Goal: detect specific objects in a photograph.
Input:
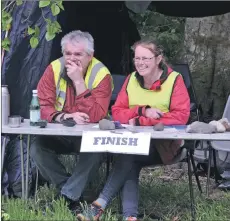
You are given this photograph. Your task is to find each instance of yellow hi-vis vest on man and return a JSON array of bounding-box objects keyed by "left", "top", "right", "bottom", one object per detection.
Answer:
[
  {"left": 51, "top": 57, "right": 111, "bottom": 111},
  {"left": 127, "top": 71, "right": 180, "bottom": 113}
]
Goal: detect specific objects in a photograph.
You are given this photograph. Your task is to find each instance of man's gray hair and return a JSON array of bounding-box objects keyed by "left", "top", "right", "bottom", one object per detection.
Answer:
[{"left": 61, "top": 30, "right": 94, "bottom": 55}]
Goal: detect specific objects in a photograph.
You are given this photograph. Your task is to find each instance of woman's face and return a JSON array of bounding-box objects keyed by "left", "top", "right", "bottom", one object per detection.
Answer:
[{"left": 134, "top": 45, "right": 161, "bottom": 77}]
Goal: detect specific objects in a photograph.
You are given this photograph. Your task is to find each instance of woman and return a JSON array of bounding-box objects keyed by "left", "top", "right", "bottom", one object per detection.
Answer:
[{"left": 77, "top": 39, "right": 190, "bottom": 221}]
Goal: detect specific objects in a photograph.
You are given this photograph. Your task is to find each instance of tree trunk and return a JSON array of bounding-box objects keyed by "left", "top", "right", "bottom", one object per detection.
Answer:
[{"left": 184, "top": 13, "right": 230, "bottom": 121}]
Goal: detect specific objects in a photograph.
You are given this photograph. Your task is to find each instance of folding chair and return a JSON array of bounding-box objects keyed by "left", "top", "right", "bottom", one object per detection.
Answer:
[
  {"left": 139, "top": 64, "right": 202, "bottom": 220},
  {"left": 206, "top": 95, "right": 230, "bottom": 196},
  {"left": 109, "top": 66, "right": 202, "bottom": 221},
  {"left": 171, "top": 64, "right": 203, "bottom": 221},
  {"left": 109, "top": 74, "right": 127, "bottom": 110},
  {"left": 172, "top": 63, "right": 200, "bottom": 121}
]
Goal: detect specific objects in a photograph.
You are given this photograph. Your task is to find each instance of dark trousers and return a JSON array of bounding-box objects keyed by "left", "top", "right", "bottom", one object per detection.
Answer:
[
  {"left": 30, "top": 135, "right": 104, "bottom": 201},
  {"left": 98, "top": 141, "right": 162, "bottom": 217}
]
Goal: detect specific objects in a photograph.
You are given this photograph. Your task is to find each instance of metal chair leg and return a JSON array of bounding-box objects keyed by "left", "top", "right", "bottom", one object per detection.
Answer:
[
  {"left": 190, "top": 149, "right": 202, "bottom": 193},
  {"left": 206, "top": 146, "right": 212, "bottom": 197},
  {"left": 187, "top": 150, "right": 196, "bottom": 221},
  {"left": 212, "top": 149, "right": 220, "bottom": 184},
  {"left": 34, "top": 167, "right": 39, "bottom": 203},
  {"left": 1, "top": 136, "right": 7, "bottom": 176}
]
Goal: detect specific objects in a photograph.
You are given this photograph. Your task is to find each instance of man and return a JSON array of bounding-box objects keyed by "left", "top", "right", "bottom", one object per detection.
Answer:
[{"left": 30, "top": 30, "right": 113, "bottom": 209}]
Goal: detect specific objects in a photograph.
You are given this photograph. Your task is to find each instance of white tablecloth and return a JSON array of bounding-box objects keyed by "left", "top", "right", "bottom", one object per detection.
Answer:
[{"left": 2, "top": 119, "right": 230, "bottom": 141}]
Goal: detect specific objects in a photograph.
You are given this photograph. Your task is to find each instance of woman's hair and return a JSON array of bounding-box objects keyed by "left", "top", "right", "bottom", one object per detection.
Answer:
[
  {"left": 61, "top": 30, "right": 94, "bottom": 55},
  {"left": 131, "top": 38, "right": 167, "bottom": 67}
]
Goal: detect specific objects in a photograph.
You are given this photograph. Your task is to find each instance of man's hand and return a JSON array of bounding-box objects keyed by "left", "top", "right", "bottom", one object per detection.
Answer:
[
  {"left": 145, "top": 108, "right": 163, "bottom": 119},
  {"left": 65, "top": 112, "right": 90, "bottom": 125},
  {"left": 66, "top": 60, "right": 84, "bottom": 82},
  {"left": 66, "top": 60, "right": 87, "bottom": 95}
]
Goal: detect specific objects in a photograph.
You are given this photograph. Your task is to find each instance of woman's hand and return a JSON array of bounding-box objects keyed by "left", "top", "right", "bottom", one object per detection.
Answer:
[
  {"left": 129, "top": 118, "right": 136, "bottom": 126},
  {"left": 145, "top": 108, "right": 163, "bottom": 119}
]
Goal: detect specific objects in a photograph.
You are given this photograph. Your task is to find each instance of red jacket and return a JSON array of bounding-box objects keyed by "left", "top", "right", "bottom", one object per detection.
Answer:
[
  {"left": 112, "top": 67, "right": 190, "bottom": 126},
  {"left": 37, "top": 64, "right": 112, "bottom": 123}
]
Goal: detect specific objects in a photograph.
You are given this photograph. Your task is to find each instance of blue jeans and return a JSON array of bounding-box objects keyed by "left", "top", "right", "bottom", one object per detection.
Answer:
[
  {"left": 99, "top": 144, "right": 162, "bottom": 217},
  {"left": 30, "top": 135, "right": 103, "bottom": 201}
]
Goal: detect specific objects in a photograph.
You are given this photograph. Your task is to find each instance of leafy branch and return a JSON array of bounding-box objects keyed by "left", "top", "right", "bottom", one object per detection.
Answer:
[
  {"left": 45, "top": 19, "right": 62, "bottom": 41},
  {"left": 38, "top": 0, "right": 64, "bottom": 43},
  {"left": 1, "top": 0, "right": 64, "bottom": 52},
  {"left": 2, "top": 37, "right": 11, "bottom": 52},
  {"left": 27, "top": 25, "right": 40, "bottom": 48},
  {"left": 130, "top": 10, "right": 185, "bottom": 62},
  {"left": 1, "top": 2, "right": 15, "bottom": 52}
]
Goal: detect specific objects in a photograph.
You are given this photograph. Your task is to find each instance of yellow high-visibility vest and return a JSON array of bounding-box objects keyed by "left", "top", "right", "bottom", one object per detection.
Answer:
[
  {"left": 127, "top": 71, "right": 180, "bottom": 113},
  {"left": 51, "top": 57, "right": 112, "bottom": 111}
]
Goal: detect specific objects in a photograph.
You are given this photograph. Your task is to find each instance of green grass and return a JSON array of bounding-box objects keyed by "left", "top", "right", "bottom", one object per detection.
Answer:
[{"left": 2, "top": 166, "right": 230, "bottom": 221}]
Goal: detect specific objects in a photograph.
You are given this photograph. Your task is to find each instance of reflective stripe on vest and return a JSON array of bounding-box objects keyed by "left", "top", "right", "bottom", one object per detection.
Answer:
[
  {"left": 87, "top": 62, "right": 105, "bottom": 89},
  {"left": 127, "top": 71, "right": 179, "bottom": 113},
  {"left": 55, "top": 57, "right": 65, "bottom": 99},
  {"left": 51, "top": 57, "right": 112, "bottom": 111}
]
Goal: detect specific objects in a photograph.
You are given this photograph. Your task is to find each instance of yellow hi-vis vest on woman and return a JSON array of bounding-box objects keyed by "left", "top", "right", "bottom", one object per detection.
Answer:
[
  {"left": 51, "top": 57, "right": 111, "bottom": 111},
  {"left": 127, "top": 71, "right": 180, "bottom": 113}
]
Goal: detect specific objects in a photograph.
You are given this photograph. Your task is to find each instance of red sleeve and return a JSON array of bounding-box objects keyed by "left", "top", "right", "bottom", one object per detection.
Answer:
[
  {"left": 111, "top": 75, "right": 148, "bottom": 124},
  {"left": 74, "top": 74, "right": 113, "bottom": 123},
  {"left": 37, "top": 65, "right": 60, "bottom": 122},
  {"left": 137, "top": 75, "right": 190, "bottom": 126}
]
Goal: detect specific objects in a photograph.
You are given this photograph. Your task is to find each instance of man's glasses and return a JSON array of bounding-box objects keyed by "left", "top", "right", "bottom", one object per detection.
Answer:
[{"left": 133, "top": 56, "right": 154, "bottom": 63}]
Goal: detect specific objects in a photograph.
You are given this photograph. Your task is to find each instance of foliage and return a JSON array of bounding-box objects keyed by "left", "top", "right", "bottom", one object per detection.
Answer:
[
  {"left": 1, "top": 0, "right": 64, "bottom": 51},
  {"left": 1, "top": 3, "right": 184, "bottom": 59},
  {"left": 2, "top": 166, "right": 230, "bottom": 221},
  {"left": 130, "top": 10, "right": 185, "bottom": 63},
  {"left": 1, "top": 37, "right": 11, "bottom": 52}
]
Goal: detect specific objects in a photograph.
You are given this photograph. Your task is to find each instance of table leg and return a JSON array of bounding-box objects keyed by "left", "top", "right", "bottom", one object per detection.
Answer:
[
  {"left": 187, "top": 150, "right": 196, "bottom": 221},
  {"left": 20, "top": 134, "right": 25, "bottom": 199},
  {"left": 1, "top": 136, "right": 7, "bottom": 175},
  {"left": 206, "top": 145, "right": 212, "bottom": 197},
  {"left": 25, "top": 134, "right": 31, "bottom": 200}
]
